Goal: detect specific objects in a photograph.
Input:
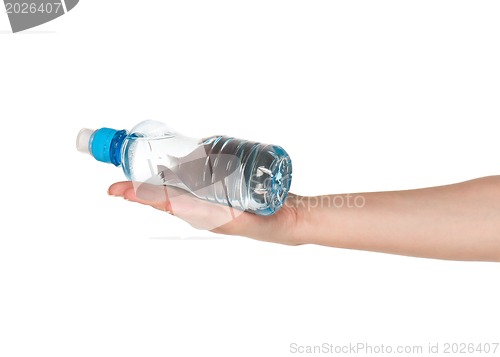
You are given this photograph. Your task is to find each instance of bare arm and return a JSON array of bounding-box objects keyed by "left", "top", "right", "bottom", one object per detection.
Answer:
[
  {"left": 108, "top": 176, "right": 500, "bottom": 262},
  {"left": 296, "top": 176, "right": 500, "bottom": 261}
]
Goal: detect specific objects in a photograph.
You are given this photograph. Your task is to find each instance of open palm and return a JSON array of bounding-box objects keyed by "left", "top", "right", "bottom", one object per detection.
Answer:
[{"left": 108, "top": 181, "right": 306, "bottom": 245}]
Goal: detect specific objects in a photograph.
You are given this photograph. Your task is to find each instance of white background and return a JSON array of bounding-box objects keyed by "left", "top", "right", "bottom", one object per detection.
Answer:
[{"left": 1, "top": 1, "right": 499, "bottom": 356}]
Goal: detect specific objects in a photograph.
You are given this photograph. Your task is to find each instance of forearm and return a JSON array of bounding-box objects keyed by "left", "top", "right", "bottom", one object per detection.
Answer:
[{"left": 299, "top": 176, "right": 500, "bottom": 261}]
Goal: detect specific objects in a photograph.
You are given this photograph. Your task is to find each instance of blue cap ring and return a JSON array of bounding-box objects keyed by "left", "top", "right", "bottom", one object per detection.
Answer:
[{"left": 91, "top": 128, "right": 119, "bottom": 164}]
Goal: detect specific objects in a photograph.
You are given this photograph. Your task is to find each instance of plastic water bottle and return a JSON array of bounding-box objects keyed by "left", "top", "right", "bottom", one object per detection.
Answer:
[{"left": 76, "top": 120, "right": 292, "bottom": 215}]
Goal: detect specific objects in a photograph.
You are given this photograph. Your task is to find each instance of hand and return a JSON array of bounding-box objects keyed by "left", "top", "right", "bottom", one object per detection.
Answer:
[
  {"left": 108, "top": 181, "right": 306, "bottom": 245},
  {"left": 108, "top": 176, "right": 500, "bottom": 261}
]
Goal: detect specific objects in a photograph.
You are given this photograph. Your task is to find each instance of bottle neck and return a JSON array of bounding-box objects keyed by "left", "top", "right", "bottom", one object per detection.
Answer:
[{"left": 90, "top": 128, "right": 128, "bottom": 166}]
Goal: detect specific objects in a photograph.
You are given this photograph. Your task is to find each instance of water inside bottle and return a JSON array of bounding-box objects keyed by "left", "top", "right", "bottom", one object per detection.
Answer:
[{"left": 122, "top": 134, "right": 291, "bottom": 215}]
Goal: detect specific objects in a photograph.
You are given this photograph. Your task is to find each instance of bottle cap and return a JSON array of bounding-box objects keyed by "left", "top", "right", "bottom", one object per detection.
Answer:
[
  {"left": 76, "top": 128, "right": 95, "bottom": 155},
  {"left": 90, "top": 128, "right": 120, "bottom": 163}
]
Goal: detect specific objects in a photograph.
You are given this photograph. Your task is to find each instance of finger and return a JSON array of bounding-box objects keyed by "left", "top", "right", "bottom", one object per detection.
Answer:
[
  {"left": 107, "top": 181, "right": 278, "bottom": 235},
  {"left": 123, "top": 183, "right": 173, "bottom": 212},
  {"left": 108, "top": 181, "right": 134, "bottom": 197}
]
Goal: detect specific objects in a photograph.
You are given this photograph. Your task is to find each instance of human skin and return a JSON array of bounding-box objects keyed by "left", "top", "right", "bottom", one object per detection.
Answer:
[{"left": 108, "top": 176, "right": 500, "bottom": 262}]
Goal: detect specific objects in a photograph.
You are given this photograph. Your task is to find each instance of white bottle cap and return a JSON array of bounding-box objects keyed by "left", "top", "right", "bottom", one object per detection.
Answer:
[{"left": 76, "top": 128, "right": 95, "bottom": 155}]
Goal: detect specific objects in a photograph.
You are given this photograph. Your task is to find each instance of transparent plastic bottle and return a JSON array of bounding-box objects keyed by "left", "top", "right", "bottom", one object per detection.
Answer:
[{"left": 76, "top": 120, "right": 292, "bottom": 215}]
